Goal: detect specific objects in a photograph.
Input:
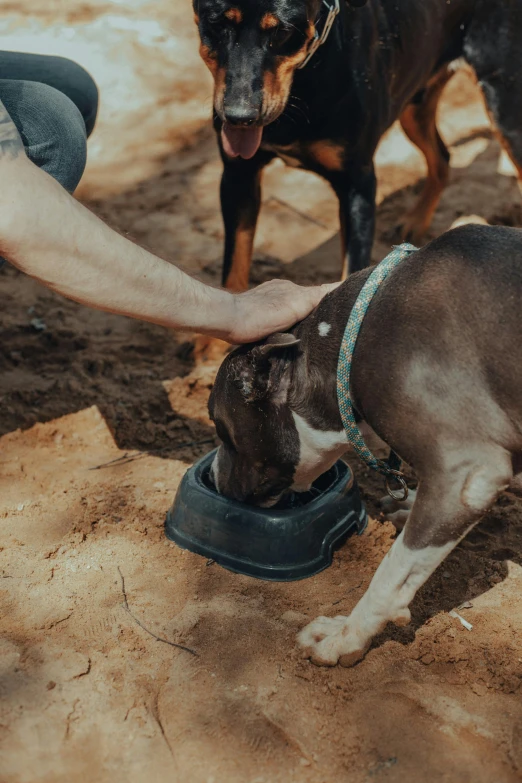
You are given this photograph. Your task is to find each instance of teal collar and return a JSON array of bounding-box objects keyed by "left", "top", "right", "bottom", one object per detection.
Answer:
[{"left": 336, "top": 243, "right": 417, "bottom": 498}]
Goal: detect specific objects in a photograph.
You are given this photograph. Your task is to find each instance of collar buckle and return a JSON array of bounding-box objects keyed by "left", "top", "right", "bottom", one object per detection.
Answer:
[{"left": 298, "top": 0, "right": 340, "bottom": 69}]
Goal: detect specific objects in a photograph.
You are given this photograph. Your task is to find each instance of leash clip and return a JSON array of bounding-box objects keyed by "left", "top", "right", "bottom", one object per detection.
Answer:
[
  {"left": 385, "top": 470, "right": 409, "bottom": 502},
  {"left": 298, "top": 0, "right": 340, "bottom": 69}
]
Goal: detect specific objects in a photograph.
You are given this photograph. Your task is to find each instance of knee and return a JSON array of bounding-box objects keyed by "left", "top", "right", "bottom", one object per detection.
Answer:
[
  {"left": 25, "top": 82, "right": 88, "bottom": 193},
  {"left": 1, "top": 80, "right": 89, "bottom": 193},
  {"left": 48, "top": 56, "right": 99, "bottom": 137},
  {"left": 461, "top": 457, "right": 512, "bottom": 512}
]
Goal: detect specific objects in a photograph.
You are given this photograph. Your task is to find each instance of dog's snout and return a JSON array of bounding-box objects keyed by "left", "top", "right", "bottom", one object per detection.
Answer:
[{"left": 223, "top": 105, "right": 259, "bottom": 127}]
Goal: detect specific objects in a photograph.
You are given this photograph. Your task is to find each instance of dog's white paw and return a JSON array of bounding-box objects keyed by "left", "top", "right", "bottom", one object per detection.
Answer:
[
  {"left": 380, "top": 489, "right": 417, "bottom": 530},
  {"left": 386, "top": 508, "right": 410, "bottom": 530},
  {"left": 296, "top": 615, "right": 370, "bottom": 668}
]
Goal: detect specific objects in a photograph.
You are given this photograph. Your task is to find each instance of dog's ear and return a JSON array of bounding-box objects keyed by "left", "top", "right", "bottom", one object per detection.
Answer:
[
  {"left": 233, "top": 333, "right": 299, "bottom": 402},
  {"left": 346, "top": 0, "right": 368, "bottom": 7},
  {"left": 257, "top": 333, "right": 300, "bottom": 356}
]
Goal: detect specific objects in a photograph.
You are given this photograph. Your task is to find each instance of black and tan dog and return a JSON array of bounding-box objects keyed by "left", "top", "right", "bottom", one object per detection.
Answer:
[
  {"left": 193, "top": 0, "right": 522, "bottom": 290},
  {"left": 208, "top": 224, "right": 522, "bottom": 666}
]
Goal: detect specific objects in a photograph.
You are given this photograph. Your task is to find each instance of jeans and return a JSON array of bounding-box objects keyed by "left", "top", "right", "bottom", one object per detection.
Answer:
[
  {"left": 0, "top": 50, "right": 98, "bottom": 189},
  {"left": 0, "top": 51, "right": 99, "bottom": 269}
]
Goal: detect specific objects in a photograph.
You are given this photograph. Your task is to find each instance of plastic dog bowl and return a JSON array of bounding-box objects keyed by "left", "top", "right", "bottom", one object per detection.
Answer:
[{"left": 165, "top": 449, "right": 367, "bottom": 582}]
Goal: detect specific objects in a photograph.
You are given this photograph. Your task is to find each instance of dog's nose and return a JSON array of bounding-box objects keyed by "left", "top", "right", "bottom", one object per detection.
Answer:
[{"left": 223, "top": 106, "right": 259, "bottom": 127}]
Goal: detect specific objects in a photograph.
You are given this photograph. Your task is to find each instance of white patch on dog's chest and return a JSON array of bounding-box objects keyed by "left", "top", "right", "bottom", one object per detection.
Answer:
[
  {"left": 291, "top": 411, "right": 347, "bottom": 491},
  {"left": 318, "top": 322, "right": 331, "bottom": 337}
]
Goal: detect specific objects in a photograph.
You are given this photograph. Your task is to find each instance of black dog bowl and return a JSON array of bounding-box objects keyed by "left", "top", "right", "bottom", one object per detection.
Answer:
[{"left": 165, "top": 449, "right": 367, "bottom": 582}]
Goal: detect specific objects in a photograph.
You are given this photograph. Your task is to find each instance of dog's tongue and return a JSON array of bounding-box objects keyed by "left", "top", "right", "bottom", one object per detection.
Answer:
[{"left": 221, "top": 124, "right": 263, "bottom": 159}]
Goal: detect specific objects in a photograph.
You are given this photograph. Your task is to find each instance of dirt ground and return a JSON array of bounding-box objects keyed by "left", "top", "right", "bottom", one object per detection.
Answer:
[{"left": 2, "top": 2, "right": 522, "bottom": 782}]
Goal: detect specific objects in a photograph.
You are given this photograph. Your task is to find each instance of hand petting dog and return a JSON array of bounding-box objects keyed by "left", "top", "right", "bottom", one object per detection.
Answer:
[{"left": 226, "top": 279, "right": 340, "bottom": 343}]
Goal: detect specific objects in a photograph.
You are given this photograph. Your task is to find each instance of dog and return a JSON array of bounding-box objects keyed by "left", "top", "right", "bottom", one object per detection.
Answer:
[
  {"left": 193, "top": 0, "right": 522, "bottom": 290},
  {"left": 208, "top": 223, "right": 522, "bottom": 666}
]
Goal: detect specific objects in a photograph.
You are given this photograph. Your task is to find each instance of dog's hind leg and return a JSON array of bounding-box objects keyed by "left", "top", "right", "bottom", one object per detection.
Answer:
[
  {"left": 398, "top": 66, "right": 454, "bottom": 244},
  {"left": 464, "top": 1, "right": 522, "bottom": 189},
  {"left": 297, "top": 445, "right": 512, "bottom": 667}
]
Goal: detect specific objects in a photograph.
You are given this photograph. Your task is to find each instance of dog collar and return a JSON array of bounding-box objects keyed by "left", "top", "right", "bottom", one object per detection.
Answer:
[
  {"left": 299, "top": 0, "right": 340, "bottom": 69},
  {"left": 337, "top": 243, "right": 418, "bottom": 499}
]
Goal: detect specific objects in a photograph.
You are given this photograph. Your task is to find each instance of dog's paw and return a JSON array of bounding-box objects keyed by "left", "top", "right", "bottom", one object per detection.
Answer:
[
  {"left": 296, "top": 615, "right": 370, "bottom": 668},
  {"left": 379, "top": 489, "right": 417, "bottom": 530},
  {"left": 381, "top": 506, "right": 410, "bottom": 531}
]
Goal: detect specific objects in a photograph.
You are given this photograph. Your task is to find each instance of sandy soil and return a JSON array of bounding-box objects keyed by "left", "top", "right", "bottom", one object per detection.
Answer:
[{"left": 2, "top": 2, "right": 522, "bottom": 782}]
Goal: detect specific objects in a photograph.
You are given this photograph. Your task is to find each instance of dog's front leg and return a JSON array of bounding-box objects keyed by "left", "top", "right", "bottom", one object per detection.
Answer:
[
  {"left": 220, "top": 151, "right": 273, "bottom": 292},
  {"left": 297, "top": 528, "right": 456, "bottom": 667},
  {"left": 192, "top": 150, "right": 274, "bottom": 361},
  {"left": 298, "top": 447, "right": 512, "bottom": 666},
  {"left": 330, "top": 164, "right": 376, "bottom": 279}
]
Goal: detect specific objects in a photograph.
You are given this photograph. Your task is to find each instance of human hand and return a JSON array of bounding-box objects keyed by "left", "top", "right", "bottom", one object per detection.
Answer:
[{"left": 222, "top": 278, "right": 341, "bottom": 344}]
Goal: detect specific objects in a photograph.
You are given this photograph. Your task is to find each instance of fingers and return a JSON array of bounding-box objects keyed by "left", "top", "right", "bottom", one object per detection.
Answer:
[
  {"left": 227, "top": 278, "right": 341, "bottom": 343},
  {"left": 297, "top": 280, "right": 341, "bottom": 314},
  {"left": 281, "top": 280, "right": 341, "bottom": 324},
  {"left": 320, "top": 281, "right": 342, "bottom": 295}
]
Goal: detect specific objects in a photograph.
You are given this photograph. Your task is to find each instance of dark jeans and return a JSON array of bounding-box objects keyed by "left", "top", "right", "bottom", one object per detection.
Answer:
[
  {"left": 0, "top": 52, "right": 99, "bottom": 269},
  {"left": 0, "top": 50, "right": 98, "bottom": 190}
]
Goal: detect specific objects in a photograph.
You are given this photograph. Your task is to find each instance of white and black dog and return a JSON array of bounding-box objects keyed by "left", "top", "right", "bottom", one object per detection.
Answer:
[{"left": 208, "top": 224, "right": 522, "bottom": 667}]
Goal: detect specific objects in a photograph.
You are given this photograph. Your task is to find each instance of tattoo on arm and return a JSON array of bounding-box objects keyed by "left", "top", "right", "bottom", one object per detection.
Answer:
[{"left": 0, "top": 100, "right": 24, "bottom": 160}]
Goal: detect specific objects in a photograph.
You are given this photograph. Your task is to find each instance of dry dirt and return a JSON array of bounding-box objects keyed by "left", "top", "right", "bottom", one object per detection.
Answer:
[{"left": 2, "top": 2, "right": 522, "bottom": 782}]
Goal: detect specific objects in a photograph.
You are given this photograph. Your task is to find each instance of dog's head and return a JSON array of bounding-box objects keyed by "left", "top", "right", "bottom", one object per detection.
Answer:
[
  {"left": 208, "top": 329, "right": 349, "bottom": 507},
  {"left": 208, "top": 333, "right": 300, "bottom": 506},
  {"left": 194, "top": 0, "right": 367, "bottom": 159}
]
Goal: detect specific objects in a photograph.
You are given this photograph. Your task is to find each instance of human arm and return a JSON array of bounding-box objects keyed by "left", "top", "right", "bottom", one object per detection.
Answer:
[{"left": 0, "top": 100, "right": 336, "bottom": 342}]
